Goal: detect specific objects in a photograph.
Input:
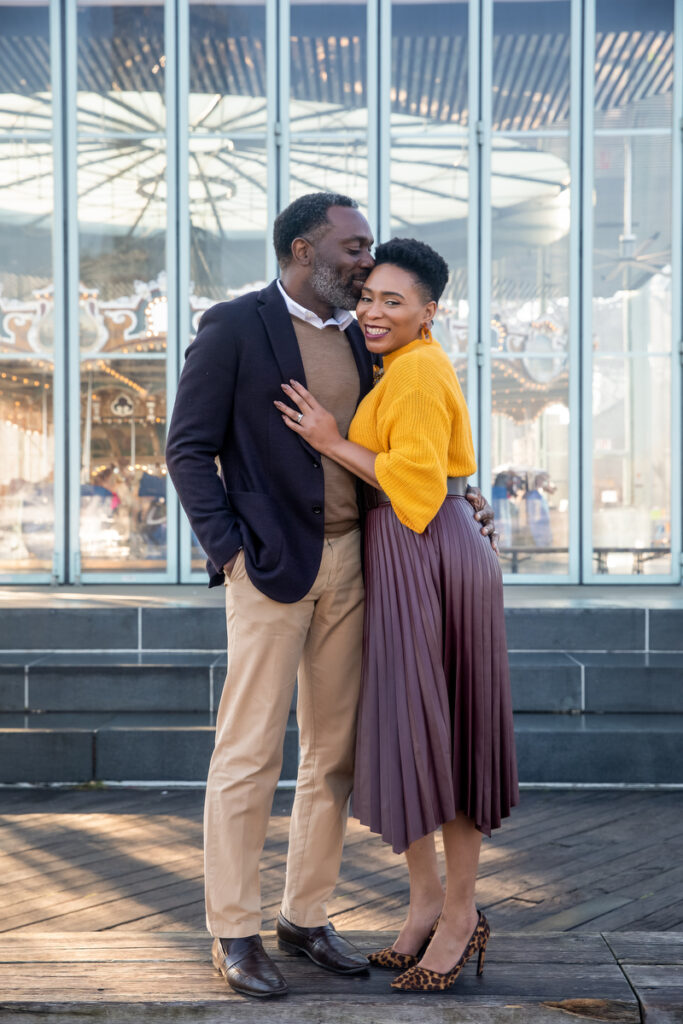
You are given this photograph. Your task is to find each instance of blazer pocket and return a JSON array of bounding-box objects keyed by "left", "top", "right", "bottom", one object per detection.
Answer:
[{"left": 226, "top": 491, "right": 284, "bottom": 574}]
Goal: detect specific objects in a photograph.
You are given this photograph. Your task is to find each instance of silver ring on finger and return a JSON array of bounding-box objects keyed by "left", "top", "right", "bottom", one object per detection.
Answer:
[{"left": 297, "top": 412, "right": 304, "bottom": 424}]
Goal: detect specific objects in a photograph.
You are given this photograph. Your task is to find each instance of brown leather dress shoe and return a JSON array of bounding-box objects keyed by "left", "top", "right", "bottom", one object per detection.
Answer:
[
  {"left": 276, "top": 912, "right": 369, "bottom": 974},
  {"left": 211, "top": 935, "right": 288, "bottom": 998}
]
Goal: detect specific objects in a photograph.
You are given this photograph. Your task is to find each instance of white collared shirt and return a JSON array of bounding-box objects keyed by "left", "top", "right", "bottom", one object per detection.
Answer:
[{"left": 277, "top": 279, "right": 354, "bottom": 332}]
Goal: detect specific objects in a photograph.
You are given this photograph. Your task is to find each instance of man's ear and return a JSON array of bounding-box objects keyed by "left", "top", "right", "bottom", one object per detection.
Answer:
[{"left": 291, "top": 236, "right": 313, "bottom": 266}]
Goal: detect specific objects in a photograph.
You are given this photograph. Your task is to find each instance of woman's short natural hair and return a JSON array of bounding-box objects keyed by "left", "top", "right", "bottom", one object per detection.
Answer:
[
  {"left": 273, "top": 192, "right": 358, "bottom": 266},
  {"left": 373, "top": 237, "right": 449, "bottom": 303}
]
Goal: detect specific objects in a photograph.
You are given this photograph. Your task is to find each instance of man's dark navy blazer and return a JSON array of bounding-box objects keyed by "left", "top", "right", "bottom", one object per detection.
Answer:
[{"left": 166, "top": 280, "right": 375, "bottom": 603}]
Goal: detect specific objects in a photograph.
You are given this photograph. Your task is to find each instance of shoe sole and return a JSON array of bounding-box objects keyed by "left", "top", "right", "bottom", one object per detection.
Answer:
[
  {"left": 212, "top": 946, "right": 288, "bottom": 998},
  {"left": 277, "top": 937, "right": 368, "bottom": 974}
]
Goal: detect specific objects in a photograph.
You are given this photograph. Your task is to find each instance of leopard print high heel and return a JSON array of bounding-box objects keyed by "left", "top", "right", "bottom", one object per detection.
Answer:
[
  {"left": 368, "top": 917, "right": 439, "bottom": 971},
  {"left": 390, "top": 910, "right": 490, "bottom": 992}
]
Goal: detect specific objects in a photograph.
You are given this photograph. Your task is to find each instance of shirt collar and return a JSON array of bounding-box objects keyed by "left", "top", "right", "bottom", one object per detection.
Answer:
[{"left": 277, "top": 279, "right": 354, "bottom": 332}]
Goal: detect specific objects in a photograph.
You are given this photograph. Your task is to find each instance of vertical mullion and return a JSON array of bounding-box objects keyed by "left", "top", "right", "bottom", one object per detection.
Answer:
[
  {"left": 266, "top": 0, "right": 278, "bottom": 279},
  {"left": 278, "top": 0, "right": 291, "bottom": 220},
  {"left": 65, "top": 0, "right": 80, "bottom": 582},
  {"left": 178, "top": 0, "right": 193, "bottom": 580},
  {"left": 167, "top": 0, "right": 183, "bottom": 582},
  {"left": 478, "top": 0, "right": 493, "bottom": 501},
  {"left": 366, "top": 0, "right": 379, "bottom": 242},
  {"left": 50, "top": 0, "right": 66, "bottom": 582},
  {"left": 672, "top": 0, "right": 682, "bottom": 583},
  {"left": 581, "top": 0, "right": 595, "bottom": 582},
  {"left": 567, "top": 0, "right": 582, "bottom": 583},
  {"left": 378, "top": 0, "right": 391, "bottom": 241},
  {"left": 467, "top": 0, "right": 480, "bottom": 473}
]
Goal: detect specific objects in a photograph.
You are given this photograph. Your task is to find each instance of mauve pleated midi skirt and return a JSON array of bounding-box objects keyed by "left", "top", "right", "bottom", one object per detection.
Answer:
[{"left": 353, "top": 493, "right": 519, "bottom": 854}]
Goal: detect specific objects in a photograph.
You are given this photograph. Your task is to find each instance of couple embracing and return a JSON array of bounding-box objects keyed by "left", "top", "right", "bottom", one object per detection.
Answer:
[{"left": 166, "top": 192, "right": 518, "bottom": 999}]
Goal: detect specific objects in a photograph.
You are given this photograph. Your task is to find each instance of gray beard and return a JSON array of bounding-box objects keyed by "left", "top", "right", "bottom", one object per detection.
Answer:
[{"left": 309, "top": 259, "right": 358, "bottom": 310}]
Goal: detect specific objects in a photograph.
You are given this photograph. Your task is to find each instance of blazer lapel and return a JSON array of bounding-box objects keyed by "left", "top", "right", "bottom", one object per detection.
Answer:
[
  {"left": 257, "top": 280, "right": 307, "bottom": 387},
  {"left": 345, "top": 320, "right": 374, "bottom": 400}
]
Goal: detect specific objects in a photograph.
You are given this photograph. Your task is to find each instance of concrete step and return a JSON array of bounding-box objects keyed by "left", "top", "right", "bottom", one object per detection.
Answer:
[
  {"left": 2, "top": 601, "right": 683, "bottom": 785},
  {"left": 0, "top": 711, "right": 300, "bottom": 784},
  {"left": 510, "top": 651, "right": 683, "bottom": 713},
  {"left": 1, "top": 711, "right": 681, "bottom": 785},
  {"left": 1, "top": 603, "right": 683, "bottom": 653},
  {"left": 2, "top": 652, "right": 683, "bottom": 715}
]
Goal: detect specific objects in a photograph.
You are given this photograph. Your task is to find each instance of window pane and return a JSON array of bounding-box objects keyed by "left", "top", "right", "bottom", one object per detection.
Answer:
[
  {"left": 591, "top": 0, "right": 673, "bottom": 576},
  {"left": 592, "top": 356, "right": 670, "bottom": 576},
  {"left": 493, "top": 0, "right": 571, "bottom": 130},
  {"left": 0, "top": 2, "right": 54, "bottom": 576},
  {"left": 77, "top": 2, "right": 168, "bottom": 573},
  {"left": 390, "top": 1, "right": 470, "bottom": 401},
  {"left": 491, "top": 0, "right": 571, "bottom": 576},
  {"left": 187, "top": 2, "right": 268, "bottom": 573},
  {"left": 289, "top": 1, "right": 369, "bottom": 210}
]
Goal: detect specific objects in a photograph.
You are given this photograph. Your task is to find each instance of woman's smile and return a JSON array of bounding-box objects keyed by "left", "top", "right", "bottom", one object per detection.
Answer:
[{"left": 356, "top": 263, "right": 436, "bottom": 355}]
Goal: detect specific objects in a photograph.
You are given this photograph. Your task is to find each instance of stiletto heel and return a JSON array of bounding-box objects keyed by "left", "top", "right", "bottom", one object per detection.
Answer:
[
  {"left": 368, "top": 916, "right": 439, "bottom": 970},
  {"left": 391, "top": 910, "right": 489, "bottom": 993}
]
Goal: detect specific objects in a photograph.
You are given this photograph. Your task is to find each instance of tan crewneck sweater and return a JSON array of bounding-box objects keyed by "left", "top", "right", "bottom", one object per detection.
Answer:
[{"left": 291, "top": 316, "right": 360, "bottom": 537}]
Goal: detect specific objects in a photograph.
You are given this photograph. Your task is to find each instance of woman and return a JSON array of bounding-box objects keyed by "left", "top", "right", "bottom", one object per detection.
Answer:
[{"left": 274, "top": 238, "right": 518, "bottom": 993}]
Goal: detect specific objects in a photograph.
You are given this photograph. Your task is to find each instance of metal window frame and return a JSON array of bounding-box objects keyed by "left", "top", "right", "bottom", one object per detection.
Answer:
[
  {"left": 466, "top": 0, "right": 480, "bottom": 459},
  {"left": 64, "top": 0, "right": 80, "bottom": 583},
  {"left": 178, "top": 0, "right": 197, "bottom": 583},
  {"left": 582, "top": 0, "right": 680, "bottom": 585},
  {"left": 477, "top": 0, "right": 492, "bottom": 503}
]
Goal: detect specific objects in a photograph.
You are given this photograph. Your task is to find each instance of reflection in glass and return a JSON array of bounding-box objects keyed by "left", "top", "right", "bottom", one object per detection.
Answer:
[
  {"left": 77, "top": 2, "right": 168, "bottom": 572},
  {"left": 490, "top": 0, "right": 571, "bottom": 575},
  {"left": 189, "top": 1, "right": 268, "bottom": 570},
  {"left": 592, "top": 356, "right": 670, "bottom": 576},
  {"left": 389, "top": 1, "right": 469, "bottom": 399},
  {"left": 289, "top": 1, "right": 368, "bottom": 211},
  {"left": 0, "top": 3, "right": 54, "bottom": 575},
  {"left": 189, "top": 2, "right": 268, "bottom": 300},
  {"left": 591, "top": 0, "right": 673, "bottom": 575},
  {"left": 492, "top": 0, "right": 570, "bottom": 131}
]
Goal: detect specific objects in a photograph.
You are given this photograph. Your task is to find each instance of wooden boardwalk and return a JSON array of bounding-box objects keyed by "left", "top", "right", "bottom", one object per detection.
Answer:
[
  {"left": 1, "top": 788, "right": 682, "bottom": 1021},
  {"left": 1, "top": 787, "right": 682, "bottom": 935}
]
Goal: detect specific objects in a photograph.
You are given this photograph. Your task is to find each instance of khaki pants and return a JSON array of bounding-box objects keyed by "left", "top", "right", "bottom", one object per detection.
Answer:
[{"left": 204, "top": 528, "right": 364, "bottom": 938}]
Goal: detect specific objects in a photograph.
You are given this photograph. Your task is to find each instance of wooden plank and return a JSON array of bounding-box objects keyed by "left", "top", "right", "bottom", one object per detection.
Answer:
[
  {"left": 604, "top": 932, "right": 683, "bottom": 965},
  {"left": 0, "top": 1001, "right": 642, "bottom": 1024},
  {"left": 619, "top": 965, "right": 683, "bottom": 1024},
  {"left": 0, "top": 931, "right": 640, "bottom": 1013}
]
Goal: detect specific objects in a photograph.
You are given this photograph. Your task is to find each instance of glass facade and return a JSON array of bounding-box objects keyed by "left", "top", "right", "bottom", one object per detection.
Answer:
[{"left": 0, "top": 0, "right": 679, "bottom": 583}]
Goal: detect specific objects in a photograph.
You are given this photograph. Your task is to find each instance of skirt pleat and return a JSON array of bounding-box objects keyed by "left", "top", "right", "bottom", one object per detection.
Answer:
[{"left": 353, "top": 495, "right": 519, "bottom": 853}]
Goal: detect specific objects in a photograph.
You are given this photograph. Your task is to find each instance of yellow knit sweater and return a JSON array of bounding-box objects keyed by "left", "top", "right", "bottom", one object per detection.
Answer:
[{"left": 348, "top": 336, "right": 477, "bottom": 533}]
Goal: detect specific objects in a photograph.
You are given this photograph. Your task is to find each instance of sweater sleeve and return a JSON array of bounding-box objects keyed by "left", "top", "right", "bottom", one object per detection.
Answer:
[{"left": 374, "top": 364, "right": 451, "bottom": 533}]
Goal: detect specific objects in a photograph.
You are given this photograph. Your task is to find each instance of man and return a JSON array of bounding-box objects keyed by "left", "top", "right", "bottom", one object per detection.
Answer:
[{"left": 166, "top": 193, "right": 496, "bottom": 999}]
